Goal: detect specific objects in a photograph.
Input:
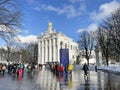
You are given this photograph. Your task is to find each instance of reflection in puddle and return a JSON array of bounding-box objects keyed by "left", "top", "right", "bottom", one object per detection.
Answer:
[{"left": 0, "top": 68, "right": 120, "bottom": 90}]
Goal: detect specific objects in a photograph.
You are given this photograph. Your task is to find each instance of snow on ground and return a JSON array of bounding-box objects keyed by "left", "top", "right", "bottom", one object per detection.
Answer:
[
  {"left": 80, "top": 58, "right": 96, "bottom": 65},
  {"left": 74, "top": 64, "right": 120, "bottom": 73},
  {"left": 79, "top": 58, "right": 120, "bottom": 73},
  {"left": 98, "top": 65, "right": 120, "bottom": 73}
]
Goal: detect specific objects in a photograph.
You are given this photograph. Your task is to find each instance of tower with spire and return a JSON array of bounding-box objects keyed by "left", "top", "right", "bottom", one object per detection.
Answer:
[{"left": 47, "top": 22, "right": 53, "bottom": 33}]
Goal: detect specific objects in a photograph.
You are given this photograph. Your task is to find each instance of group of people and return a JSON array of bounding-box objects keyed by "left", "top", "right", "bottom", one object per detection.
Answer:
[
  {"left": 0, "top": 62, "right": 42, "bottom": 78},
  {"left": 47, "top": 62, "right": 74, "bottom": 77},
  {"left": 47, "top": 62, "right": 89, "bottom": 81},
  {"left": 0, "top": 61, "right": 89, "bottom": 81},
  {"left": 8, "top": 63, "right": 24, "bottom": 76},
  {"left": 47, "top": 62, "right": 89, "bottom": 78}
]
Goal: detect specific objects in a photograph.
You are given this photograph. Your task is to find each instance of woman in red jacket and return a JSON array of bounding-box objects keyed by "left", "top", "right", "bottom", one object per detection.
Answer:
[{"left": 57, "top": 64, "right": 64, "bottom": 76}]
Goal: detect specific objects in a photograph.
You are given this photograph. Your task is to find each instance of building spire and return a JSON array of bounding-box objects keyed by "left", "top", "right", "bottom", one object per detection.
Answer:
[{"left": 47, "top": 22, "right": 53, "bottom": 33}]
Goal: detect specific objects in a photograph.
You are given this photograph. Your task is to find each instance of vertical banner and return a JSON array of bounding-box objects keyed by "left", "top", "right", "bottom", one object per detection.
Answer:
[{"left": 60, "top": 49, "right": 69, "bottom": 66}]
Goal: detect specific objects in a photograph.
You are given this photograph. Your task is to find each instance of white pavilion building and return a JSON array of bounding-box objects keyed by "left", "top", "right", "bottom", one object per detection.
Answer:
[{"left": 38, "top": 22, "right": 79, "bottom": 64}]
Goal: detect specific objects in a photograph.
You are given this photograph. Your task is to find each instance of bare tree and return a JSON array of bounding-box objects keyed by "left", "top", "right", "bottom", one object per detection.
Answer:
[
  {"left": 1, "top": 32, "right": 21, "bottom": 62},
  {"left": 97, "top": 25, "right": 112, "bottom": 65},
  {"left": 78, "top": 31, "right": 95, "bottom": 65},
  {"left": 97, "top": 7, "right": 120, "bottom": 65},
  {"left": 20, "top": 43, "right": 38, "bottom": 63},
  {"left": 0, "top": 0, "right": 22, "bottom": 62},
  {"left": 108, "top": 8, "right": 120, "bottom": 61},
  {"left": 0, "top": 0, "right": 21, "bottom": 41},
  {"left": 0, "top": 0, "right": 21, "bottom": 26}
]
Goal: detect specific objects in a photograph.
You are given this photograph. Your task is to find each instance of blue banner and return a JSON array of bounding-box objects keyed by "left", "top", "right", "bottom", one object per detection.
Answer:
[{"left": 60, "top": 49, "right": 69, "bottom": 66}]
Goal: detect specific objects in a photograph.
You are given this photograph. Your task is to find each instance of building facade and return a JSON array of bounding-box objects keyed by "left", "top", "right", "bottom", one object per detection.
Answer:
[{"left": 38, "top": 22, "right": 79, "bottom": 64}]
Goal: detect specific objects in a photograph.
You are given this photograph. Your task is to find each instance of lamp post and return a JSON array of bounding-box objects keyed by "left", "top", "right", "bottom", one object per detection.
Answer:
[
  {"left": 19, "top": 54, "right": 22, "bottom": 63},
  {"left": 95, "top": 44, "right": 100, "bottom": 66},
  {"left": 19, "top": 50, "right": 22, "bottom": 63}
]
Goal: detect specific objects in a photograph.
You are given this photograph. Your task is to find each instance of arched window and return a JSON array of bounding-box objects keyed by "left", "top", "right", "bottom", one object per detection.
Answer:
[
  {"left": 51, "top": 39, "right": 53, "bottom": 45},
  {"left": 47, "top": 40, "right": 49, "bottom": 46},
  {"left": 65, "top": 43, "right": 67, "bottom": 49},
  {"left": 55, "top": 38, "right": 57, "bottom": 44},
  {"left": 73, "top": 56, "right": 74, "bottom": 60},
  {"left": 71, "top": 45, "right": 72, "bottom": 49},
  {"left": 40, "top": 41, "right": 42, "bottom": 46},
  {"left": 44, "top": 40, "right": 45, "bottom": 46},
  {"left": 60, "top": 41, "right": 63, "bottom": 49}
]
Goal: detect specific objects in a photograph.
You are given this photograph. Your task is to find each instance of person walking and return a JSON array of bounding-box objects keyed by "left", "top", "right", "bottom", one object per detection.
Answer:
[
  {"left": 57, "top": 64, "right": 64, "bottom": 76},
  {"left": 17, "top": 63, "right": 24, "bottom": 77},
  {"left": 68, "top": 63, "right": 73, "bottom": 76},
  {"left": 2, "top": 64, "right": 6, "bottom": 75},
  {"left": 83, "top": 63, "right": 89, "bottom": 80},
  {"left": 95, "top": 65, "right": 97, "bottom": 72}
]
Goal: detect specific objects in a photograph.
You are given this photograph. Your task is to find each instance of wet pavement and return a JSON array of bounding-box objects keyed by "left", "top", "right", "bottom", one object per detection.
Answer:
[{"left": 0, "top": 67, "right": 120, "bottom": 90}]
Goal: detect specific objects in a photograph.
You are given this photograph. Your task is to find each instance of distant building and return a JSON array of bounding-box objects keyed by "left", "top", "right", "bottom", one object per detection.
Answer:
[{"left": 38, "top": 22, "right": 79, "bottom": 64}]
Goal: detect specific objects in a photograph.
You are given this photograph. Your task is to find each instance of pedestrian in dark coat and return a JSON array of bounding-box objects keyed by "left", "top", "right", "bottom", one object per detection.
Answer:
[{"left": 83, "top": 63, "right": 89, "bottom": 79}]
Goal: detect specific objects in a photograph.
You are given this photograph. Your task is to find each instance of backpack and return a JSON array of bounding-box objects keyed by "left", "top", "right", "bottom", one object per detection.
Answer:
[
  {"left": 28, "top": 65, "right": 31, "bottom": 69},
  {"left": 2, "top": 65, "right": 6, "bottom": 70}
]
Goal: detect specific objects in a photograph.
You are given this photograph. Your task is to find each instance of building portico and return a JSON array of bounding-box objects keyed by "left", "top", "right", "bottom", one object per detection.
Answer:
[{"left": 38, "top": 22, "right": 79, "bottom": 64}]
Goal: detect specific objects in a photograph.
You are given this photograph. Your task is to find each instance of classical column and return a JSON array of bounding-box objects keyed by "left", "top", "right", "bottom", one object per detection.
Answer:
[
  {"left": 42, "top": 40, "right": 44, "bottom": 64},
  {"left": 51, "top": 39, "right": 53, "bottom": 62},
  {"left": 40, "top": 41, "right": 42, "bottom": 64},
  {"left": 53, "top": 38, "right": 56, "bottom": 62},
  {"left": 38, "top": 41, "right": 40, "bottom": 64},
  {"left": 55, "top": 38, "right": 58, "bottom": 62},
  {"left": 57, "top": 39, "right": 60, "bottom": 62},
  {"left": 55, "top": 38, "right": 57, "bottom": 61},
  {"left": 38, "top": 41, "right": 42, "bottom": 64},
  {"left": 47, "top": 40, "right": 49, "bottom": 62},
  {"left": 49, "top": 39, "right": 52, "bottom": 62},
  {"left": 43, "top": 40, "right": 45, "bottom": 64},
  {"left": 45, "top": 40, "right": 48, "bottom": 63}
]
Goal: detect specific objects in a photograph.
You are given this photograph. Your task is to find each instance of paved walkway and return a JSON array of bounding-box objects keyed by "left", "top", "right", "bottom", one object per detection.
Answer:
[{"left": 0, "top": 67, "right": 120, "bottom": 90}]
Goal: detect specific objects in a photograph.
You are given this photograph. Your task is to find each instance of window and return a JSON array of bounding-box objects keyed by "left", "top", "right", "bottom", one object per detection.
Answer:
[
  {"left": 60, "top": 41, "right": 63, "bottom": 49},
  {"left": 71, "top": 45, "right": 72, "bottom": 49},
  {"left": 65, "top": 43, "right": 67, "bottom": 48}
]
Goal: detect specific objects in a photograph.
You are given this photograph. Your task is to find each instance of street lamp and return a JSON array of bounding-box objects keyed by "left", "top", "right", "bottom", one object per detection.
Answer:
[{"left": 95, "top": 44, "right": 100, "bottom": 66}]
